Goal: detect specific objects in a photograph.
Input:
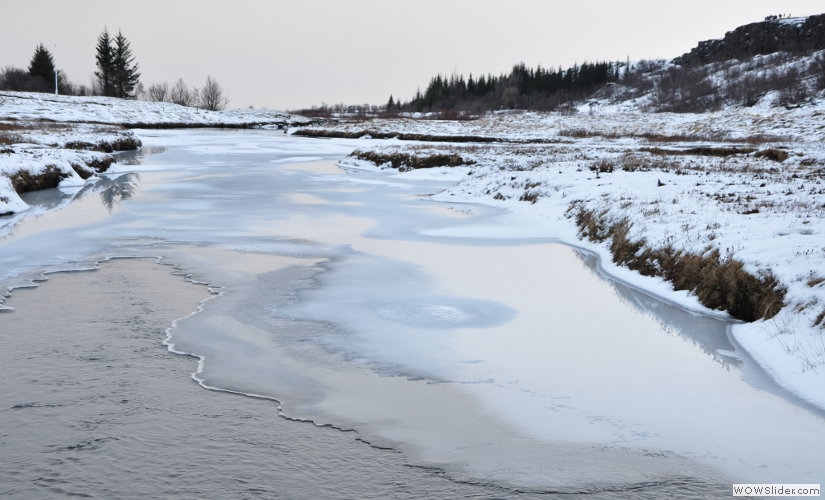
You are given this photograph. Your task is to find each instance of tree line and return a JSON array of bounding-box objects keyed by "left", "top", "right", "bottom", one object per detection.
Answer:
[
  {"left": 394, "top": 61, "right": 624, "bottom": 113},
  {"left": 0, "top": 28, "right": 229, "bottom": 111}
]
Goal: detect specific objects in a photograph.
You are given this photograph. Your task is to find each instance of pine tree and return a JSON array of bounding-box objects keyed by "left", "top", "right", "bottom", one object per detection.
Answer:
[
  {"left": 112, "top": 30, "right": 140, "bottom": 99},
  {"left": 95, "top": 28, "right": 115, "bottom": 96},
  {"left": 95, "top": 28, "right": 140, "bottom": 98},
  {"left": 28, "top": 43, "right": 56, "bottom": 90}
]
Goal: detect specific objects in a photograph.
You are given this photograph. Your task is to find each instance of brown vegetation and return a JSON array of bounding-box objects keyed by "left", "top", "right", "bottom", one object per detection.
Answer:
[
  {"left": 294, "top": 128, "right": 500, "bottom": 143},
  {"left": 9, "top": 165, "right": 68, "bottom": 193},
  {"left": 569, "top": 203, "right": 786, "bottom": 322},
  {"left": 350, "top": 150, "right": 473, "bottom": 171},
  {"left": 64, "top": 136, "right": 141, "bottom": 153},
  {"left": 70, "top": 156, "right": 116, "bottom": 179}
]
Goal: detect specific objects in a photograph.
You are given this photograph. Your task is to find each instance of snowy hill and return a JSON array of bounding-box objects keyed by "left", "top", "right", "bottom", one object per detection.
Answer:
[{"left": 0, "top": 91, "right": 313, "bottom": 127}]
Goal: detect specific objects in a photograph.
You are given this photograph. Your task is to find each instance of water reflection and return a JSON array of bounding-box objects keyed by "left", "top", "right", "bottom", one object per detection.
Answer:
[
  {"left": 115, "top": 146, "right": 169, "bottom": 166},
  {"left": 571, "top": 248, "right": 740, "bottom": 367},
  {"left": 17, "top": 172, "right": 140, "bottom": 214},
  {"left": 95, "top": 173, "right": 139, "bottom": 211}
]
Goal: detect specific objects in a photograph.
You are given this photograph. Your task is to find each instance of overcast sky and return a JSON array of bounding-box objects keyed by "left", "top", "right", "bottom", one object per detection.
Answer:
[{"left": 2, "top": 1, "right": 823, "bottom": 110}]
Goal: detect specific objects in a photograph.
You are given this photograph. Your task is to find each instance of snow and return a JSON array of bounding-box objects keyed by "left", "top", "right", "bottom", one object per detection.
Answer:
[
  {"left": 0, "top": 90, "right": 310, "bottom": 126},
  {"left": 2, "top": 88, "right": 824, "bottom": 414}
]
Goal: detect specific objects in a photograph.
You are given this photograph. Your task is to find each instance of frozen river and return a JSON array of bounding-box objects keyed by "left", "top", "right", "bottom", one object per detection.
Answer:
[{"left": 1, "top": 129, "right": 822, "bottom": 497}]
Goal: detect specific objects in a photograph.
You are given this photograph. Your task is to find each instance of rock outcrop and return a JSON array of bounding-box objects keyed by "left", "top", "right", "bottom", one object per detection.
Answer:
[{"left": 674, "top": 14, "right": 825, "bottom": 65}]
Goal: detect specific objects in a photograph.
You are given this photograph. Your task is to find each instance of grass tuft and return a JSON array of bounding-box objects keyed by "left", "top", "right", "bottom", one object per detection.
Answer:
[
  {"left": 569, "top": 203, "right": 786, "bottom": 321},
  {"left": 350, "top": 150, "right": 473, "bottom": 171},
  {"left": 9, "top": 165, "right": 68, "bottom": 193}
]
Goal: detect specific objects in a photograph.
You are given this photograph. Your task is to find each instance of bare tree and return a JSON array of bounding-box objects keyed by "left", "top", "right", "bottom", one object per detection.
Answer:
[
  {"left": 199, "top": 76, "right": 229, "bottom": 111},
  {"left": 169, "top": 78, "right": 197, "bottom": 107},
  {"left": 147, "top": 82, "right": 169, "bottom": 102}
]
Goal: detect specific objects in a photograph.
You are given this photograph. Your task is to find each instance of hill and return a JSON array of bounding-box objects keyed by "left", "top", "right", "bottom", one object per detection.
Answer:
[
  {"left": 377, "top": 13, "right": 825, "bottom": 115},
  {"left": 674, "top": 14, "right": 825, "bottom": 65}
]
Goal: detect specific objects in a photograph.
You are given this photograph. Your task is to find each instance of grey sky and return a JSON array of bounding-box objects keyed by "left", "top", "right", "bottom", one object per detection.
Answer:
[{"left": 1, "top": 1, "right": 823, "bottom": 110}]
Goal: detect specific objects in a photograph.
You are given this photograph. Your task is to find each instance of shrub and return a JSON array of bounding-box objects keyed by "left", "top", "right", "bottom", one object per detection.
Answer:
[
  {"left": 0, "top": 132, "right": 23, "bottom": 146},
  {"left": 9, "top": 165, "right": 68, "bottom": 193},
  {"left": 754, "top": 148, "right": 789, "bottom": 162}
]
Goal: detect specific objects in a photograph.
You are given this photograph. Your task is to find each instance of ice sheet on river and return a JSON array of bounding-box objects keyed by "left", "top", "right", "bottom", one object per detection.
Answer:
[{"left": 1, "top": 130, "right": 822, "bottom": 492}]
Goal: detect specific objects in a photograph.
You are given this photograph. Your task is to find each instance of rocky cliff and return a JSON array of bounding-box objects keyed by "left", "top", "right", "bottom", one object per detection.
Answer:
[{"left": 674, "top": 13, "right": 825, "bottom": 65}]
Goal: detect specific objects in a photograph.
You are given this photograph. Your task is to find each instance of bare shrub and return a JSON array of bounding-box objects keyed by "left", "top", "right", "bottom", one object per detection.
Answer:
[
  {"left": 199, "top": 76, "right": 230, "bottom": 111},
  {"left": 0, "top": 132, "right": 23, "bottom": 146},
  {"left": 170, "top": 78, "right": 198, "bottom": 107},
  {"left": 147, "top": 82, "right": 169, "bottom": 102},
  {"left": 754, "top": 148, "right": 789, "bottom": 162}
]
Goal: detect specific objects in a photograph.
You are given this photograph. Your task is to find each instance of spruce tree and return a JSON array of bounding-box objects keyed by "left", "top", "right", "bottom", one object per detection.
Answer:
[
  {"left": 95, "top": 28, "right": 115, "bottom": 96},
  {"left": 28, "top": 43, "right": 56, "bottom": 91},
  {"left": 95, "top": 28, "right": 140, "bottom": 98},
  {"left": 112, "top": 30, "right": 140, "bottom": 99}
]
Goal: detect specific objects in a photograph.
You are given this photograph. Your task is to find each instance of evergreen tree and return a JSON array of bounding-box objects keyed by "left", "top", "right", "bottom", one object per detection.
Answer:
[
  {"left": 112, "top": 30, "right": 140, "bottom": 98},
  {"left": 95, "top": 28, "right": 140, "bottom": 98},
  {"left": 28, "top": 43, "right": 56, "bottom": 89},
  {"left": 95, "top": 28, "right": 115, "bottom": 96}
]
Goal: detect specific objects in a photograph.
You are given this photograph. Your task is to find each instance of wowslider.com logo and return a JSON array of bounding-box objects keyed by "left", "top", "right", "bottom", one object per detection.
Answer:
[{"left": 733, "top": 484, "right": 821, "bottom": 497}]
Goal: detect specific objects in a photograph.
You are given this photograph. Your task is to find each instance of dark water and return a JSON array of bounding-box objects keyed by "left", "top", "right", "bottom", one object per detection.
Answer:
[{"left": 0, "top": 259, "right": 725, "bottom": 499}]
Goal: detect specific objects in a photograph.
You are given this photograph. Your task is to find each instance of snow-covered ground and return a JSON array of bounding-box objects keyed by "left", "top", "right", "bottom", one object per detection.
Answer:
[
  {"left": 1, "top": 89, "right": 823, "bottom": 411},
  {"left": 0, "top": 90, "right": 311, "bottom": 126}
]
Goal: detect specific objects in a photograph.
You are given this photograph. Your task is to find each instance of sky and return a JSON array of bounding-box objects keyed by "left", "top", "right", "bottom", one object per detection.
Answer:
[{"left": 1, "top": 1, "right": 823, "bottom": 111}]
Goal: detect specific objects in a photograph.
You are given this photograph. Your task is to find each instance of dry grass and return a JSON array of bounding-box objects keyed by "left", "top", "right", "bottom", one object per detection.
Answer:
[
  {"left": 9, "top": 165, "right": 68, "bottom": 193},
  {"left": 569, "top": 203, "right": 786, "bottom": 321},
  {"left": 640, "top": 146, "right": 757, "bottom": 157},
  {"left": 294, "top": 128, "right": 500, "bottom": 143},
  {"left": 807, "top": 276, "right": 825, "bottom": 288},
  {"left": 814, "top": 309, "right": 825, "bottom": 328},
  {"left": 0, "top": 132, "right": 23, "bottom": 145},
  {"left": 350, "top": 150, "right": 474, "bottom": 171},
  {"left": 70, "top": 157, "right": 116, "bottom": 179},
  {"left": 64, "top": 136, "right": 141, "bottom": 153}
]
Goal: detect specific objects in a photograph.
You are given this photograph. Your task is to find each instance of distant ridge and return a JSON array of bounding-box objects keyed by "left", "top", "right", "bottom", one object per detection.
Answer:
[{"left": 674, "top": 13, "right": 825, "bottom": 65}]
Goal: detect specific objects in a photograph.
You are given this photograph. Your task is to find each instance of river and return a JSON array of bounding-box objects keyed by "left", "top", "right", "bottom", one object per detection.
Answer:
[{"left": 1, "top": 129, "right": 822, "bottom": 498}]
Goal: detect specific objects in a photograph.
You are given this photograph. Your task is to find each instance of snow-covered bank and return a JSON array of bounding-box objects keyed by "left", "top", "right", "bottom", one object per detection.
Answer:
[
  {"left": 0, "top": 91, "right": 314, "bottom": 127},
  {"left": 327, "top": 105, "right": 825, "bottom": 410},
  {"left": 0, "top": 91, "right": 316, "bottom": 216}
]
